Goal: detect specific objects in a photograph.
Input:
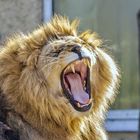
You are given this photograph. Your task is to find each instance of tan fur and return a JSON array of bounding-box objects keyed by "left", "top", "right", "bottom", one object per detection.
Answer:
[{"left": 0, "top": 15, "right": 120, "bottom": 140}]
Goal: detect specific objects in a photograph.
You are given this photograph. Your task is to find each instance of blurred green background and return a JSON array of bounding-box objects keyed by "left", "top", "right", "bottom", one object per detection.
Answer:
[{"left": 54, "top": 0, "right": 140, "bottom": 109}]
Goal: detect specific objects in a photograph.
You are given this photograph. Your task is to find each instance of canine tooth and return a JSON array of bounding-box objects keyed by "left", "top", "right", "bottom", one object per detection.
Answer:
[
  {"left": 71, "top": 64, "right": 75, "bottom": 73},
  {"left": 88, "top": 99, "right": 92, "bottom": 104},
  {"left": 87, "top": 60, "right": 91, "bottom": 68},
  {"left": 67, "top": 66, "right": 69, "bottom": 69},
  {"left": 83, "top": 99, "right": 92, "bottom": 106},
  {"left": 77, "top": 102, "right": 81, "bottom": 108},
  {"left": 67, "top": 88, "right": 70, "bottom": 92},
  {"left": 83, "top": 59, "right": 87, "bottom": 65},
  {"left": 66, "top": 65, "right": 70, "bottom": 71}
]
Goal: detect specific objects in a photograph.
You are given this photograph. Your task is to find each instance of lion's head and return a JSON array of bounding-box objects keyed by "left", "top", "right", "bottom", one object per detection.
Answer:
[{"left": 0, "top": 16, "right": 119, "bottom": 134}]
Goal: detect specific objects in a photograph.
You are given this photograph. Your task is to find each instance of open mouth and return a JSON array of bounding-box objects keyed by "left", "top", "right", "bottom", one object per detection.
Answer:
[{"left": 61, "top": 58, "right": 92, "bottom": 112}]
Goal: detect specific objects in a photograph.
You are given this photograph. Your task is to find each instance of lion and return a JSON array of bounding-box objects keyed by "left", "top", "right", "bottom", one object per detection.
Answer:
[{"left": 0, "top": 15, "right": 120, "bottom": 140}]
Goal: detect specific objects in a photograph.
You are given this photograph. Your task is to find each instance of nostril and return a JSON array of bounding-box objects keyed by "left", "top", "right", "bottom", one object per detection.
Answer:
[
  {"left": 71, "top": 46, "right": 81, "bottom": 53},
  {"left": 71, "top": 46, "right": 82, "bottom": 59}
]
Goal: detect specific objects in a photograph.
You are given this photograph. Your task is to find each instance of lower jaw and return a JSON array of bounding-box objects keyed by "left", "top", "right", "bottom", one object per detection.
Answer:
[
  {"left": 70, "top": 101, "right": 92, "bottom": 112},
  {"left": 69, "top": 104, "right": 93, "bottom": 118}
]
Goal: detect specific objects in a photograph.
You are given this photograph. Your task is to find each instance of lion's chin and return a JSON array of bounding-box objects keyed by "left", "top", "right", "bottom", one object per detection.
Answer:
[{"left": 61, "top": 57, "right": 92, "bottom": 112}]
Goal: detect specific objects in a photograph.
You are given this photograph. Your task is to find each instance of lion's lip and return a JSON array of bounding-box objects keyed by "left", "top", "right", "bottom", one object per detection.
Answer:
[{"left": 61, "top": 58, "right": 92, "bottom": 112}]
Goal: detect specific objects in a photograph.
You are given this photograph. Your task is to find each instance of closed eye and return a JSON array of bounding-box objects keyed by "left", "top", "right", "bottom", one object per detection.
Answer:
[
  {"left": 52, "top": 50, "right": 62, "bottom": 57},
  {"left": 52, "top": 47, "right": 65, "bottom": 57}
]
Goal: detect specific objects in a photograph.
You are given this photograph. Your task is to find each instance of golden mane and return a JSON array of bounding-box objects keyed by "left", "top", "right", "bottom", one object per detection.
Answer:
[{"left": 0, "top": 15, "right": 120, "bottom": 140}]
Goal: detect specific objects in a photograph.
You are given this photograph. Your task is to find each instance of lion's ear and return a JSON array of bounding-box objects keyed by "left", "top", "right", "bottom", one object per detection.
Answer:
[{"left": 92, "top": 48, "right": 120, "bottom": 111}]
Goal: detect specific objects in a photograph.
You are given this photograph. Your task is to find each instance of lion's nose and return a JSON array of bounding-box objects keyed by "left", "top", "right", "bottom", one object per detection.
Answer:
[
  {"left": 71, "top": 46, "right": 81, "bottom": 53},
  {"left": 71, "top": 46, "right": 82, "bottom": 59}
]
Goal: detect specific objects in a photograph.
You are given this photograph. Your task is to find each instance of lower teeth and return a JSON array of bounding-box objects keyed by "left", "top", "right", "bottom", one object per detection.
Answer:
[{"left": 77, "top": 102, "right": 81, "bottom": 107}]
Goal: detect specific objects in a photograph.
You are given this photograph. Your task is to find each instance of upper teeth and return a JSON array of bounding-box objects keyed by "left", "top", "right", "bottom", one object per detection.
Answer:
[
  {"left": 83, "top": 59, "right": 87, "bottom": 66},
  {"left": 64, "top": 58, "right": 90, "bottom": 74},
  {"left": 84, "top": 80, "right": 86, "bottom": 86},
  {"left": 87, "top": 60, "right": 91, "bottom": 68},
  {"left": 83, "top": 80, "right": 86, "bottom": 90},
  {"left": 71, "top": 64, "right": 75, "bottom": 73}
]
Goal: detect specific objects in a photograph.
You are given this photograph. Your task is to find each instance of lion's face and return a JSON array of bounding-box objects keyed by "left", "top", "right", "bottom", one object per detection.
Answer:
[
  {"left": 38, "top": 37, "right": 96, "bottom": 114},
  {"left": 36, "top": 34, "right": 119, "bottom": 122}
]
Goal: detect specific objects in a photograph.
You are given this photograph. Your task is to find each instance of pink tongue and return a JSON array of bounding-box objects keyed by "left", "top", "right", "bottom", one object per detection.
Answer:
[{"left": 66, "top": 73, "right": 89, "bottom": 104}]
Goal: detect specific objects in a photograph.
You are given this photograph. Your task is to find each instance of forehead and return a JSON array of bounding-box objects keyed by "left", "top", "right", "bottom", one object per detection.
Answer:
[
  {"left": 39, "top": 35, "right": 94, "bottom": 59},
  {"left": 48, "top": 36, "right": 85, "bottom": 47}
]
